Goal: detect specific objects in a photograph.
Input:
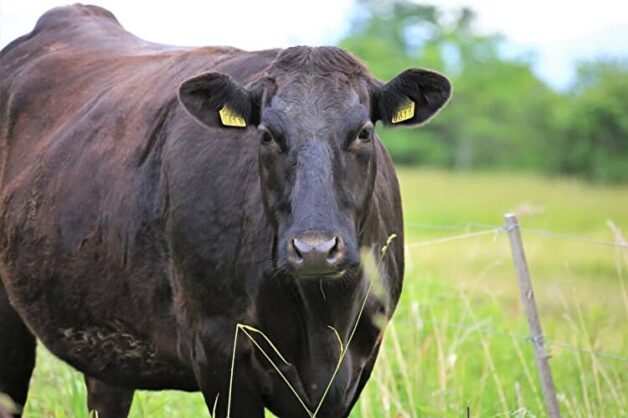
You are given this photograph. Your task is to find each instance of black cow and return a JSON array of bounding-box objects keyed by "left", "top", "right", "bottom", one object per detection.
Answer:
[{"left": 0, "top": 5, "right": 451, "bottom": 417}]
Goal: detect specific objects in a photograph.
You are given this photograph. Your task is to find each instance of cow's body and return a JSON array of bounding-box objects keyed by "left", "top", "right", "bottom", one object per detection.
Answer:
[{"left": 0, "top": 5, "right": 451, "bottom": 418}]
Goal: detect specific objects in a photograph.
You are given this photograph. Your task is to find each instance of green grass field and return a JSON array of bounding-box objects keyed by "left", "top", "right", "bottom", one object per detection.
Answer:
[{"left": 16, "top": 169, "right": 628, "bottom": 417}]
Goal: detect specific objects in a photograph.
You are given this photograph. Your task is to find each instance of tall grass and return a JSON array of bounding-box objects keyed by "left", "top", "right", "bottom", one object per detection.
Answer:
[
  {"left": 351, "top": 252, "right": 627, "bottom": 417},
  {"left": 20, "top": 170, "right": 628, "bottom": 417}
]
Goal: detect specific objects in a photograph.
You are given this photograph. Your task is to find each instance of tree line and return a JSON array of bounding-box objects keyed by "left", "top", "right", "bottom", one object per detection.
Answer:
[{"left": 339, "top": 0, "right": 628, "bottom": 182}]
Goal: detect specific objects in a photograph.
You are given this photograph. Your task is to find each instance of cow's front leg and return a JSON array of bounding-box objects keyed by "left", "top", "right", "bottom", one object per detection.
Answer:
[
  {"left": 200, "top": 382, "right": 264, "bottom": 418},
  {"left": 84, "top": 376, "right": 134, "bottom": 418},
  {"left": 192, "top": 339, "right": 265, "bottom": 418}
]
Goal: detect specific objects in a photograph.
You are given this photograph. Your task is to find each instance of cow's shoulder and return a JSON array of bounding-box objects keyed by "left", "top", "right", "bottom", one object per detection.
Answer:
[
  {"left": 1, "top": 4, "right": 122, "bottom": 58},
  {"left": 33, "top": 3, "right": 120, "bottom": 30}
]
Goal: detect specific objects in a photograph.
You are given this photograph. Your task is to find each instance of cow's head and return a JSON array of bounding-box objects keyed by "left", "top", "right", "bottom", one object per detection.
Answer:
[{"left": 178, "top": 47, "right": 450, "bottom": 279}]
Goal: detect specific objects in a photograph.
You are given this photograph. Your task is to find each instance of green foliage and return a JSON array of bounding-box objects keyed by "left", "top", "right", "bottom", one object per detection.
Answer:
[
  {"left": 549, "top": 60, "right": 628, "bottom": 182},
  {"left": 340, "top": 0, "right": 628, "bottom": 183}
]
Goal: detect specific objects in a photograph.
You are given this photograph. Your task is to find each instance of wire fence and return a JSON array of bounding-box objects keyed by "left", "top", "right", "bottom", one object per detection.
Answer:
[
  {"left": 392, "top": 317, "right": 628, "bottom": 365},
  {"left": 404, "top": 227, "right": 502, "bottom": 248},
  {"left": 404, "top": 221, "right": 628, "bottom": 250},
  {"left": 398, "top": 219, "right": 628, "bottom": 366}
]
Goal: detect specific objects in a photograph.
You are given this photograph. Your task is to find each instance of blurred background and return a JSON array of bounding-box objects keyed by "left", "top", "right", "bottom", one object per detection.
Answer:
[
  {"left": 2, "top": 0, "right": 627, "bottom": 182},
  {"left": 1, "top": 1, "right": 627, "bottom": 417}
]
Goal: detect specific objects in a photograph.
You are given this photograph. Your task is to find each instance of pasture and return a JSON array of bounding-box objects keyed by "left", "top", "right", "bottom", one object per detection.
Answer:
[{"left": 19, "top": 169, "right": 628, "bottom": 417}]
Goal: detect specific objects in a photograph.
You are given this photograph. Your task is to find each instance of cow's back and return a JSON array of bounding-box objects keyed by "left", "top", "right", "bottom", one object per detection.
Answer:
[
  {"left": 0, "top": 4, "right": 258, "bottom": 273},
  {"left": 0, "top": 3, "right": 275, "bottom": 248},
  {"left": 0, "top": 4, "right": 276, "bottom": 385},
  {"left": 0, "top": 4, "right": 246, "bottom": 186}
]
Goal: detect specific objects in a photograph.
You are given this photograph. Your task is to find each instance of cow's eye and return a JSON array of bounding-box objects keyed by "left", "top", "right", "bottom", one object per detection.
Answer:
[
  {"left": 261, "top": 130, "right": 273, "bottom": 144},
  {"left": 259, "top": 126, "right": 282, "bottom": 152},
  {"left": 348, "top": 123, "right": 374, "bottom": 150},
  {"left": 358, "top": 128, "right": 372, "bottom": 142}
]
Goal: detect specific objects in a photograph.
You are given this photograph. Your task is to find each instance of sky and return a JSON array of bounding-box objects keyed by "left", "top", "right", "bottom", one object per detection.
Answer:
[{"left": 1, "top": 0, "right": 627, "bottom": 90}]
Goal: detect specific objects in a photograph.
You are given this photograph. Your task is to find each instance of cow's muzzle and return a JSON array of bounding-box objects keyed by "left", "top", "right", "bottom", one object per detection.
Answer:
[{"left": 286, "top": 231, "right": 346, "bottom": 278}]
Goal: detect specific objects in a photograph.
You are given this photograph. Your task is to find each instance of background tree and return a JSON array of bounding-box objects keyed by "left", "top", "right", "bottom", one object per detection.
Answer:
[
  {"left": 339, "top": 0, "right": 628, "bottom": 182},
  {"left": 550, "top": 60, "right": 628, "bottom": 182}
]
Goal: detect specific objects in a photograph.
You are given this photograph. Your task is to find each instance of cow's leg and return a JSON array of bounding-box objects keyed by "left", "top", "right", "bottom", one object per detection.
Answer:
[
  {"left": 0, "top": 282, "right": 36, "bottom": 417},
  {"left": 84, "top": 376, "right": 134, "bottom": 418},
  {"left": 200, "top": 383, "right": 265, "bottom": 418},
  {"left": 193, "top": 354, "right": 265, "bottom": 418},
  {"left": 0, "top": 283, "right": 36, "bottom": 418}
]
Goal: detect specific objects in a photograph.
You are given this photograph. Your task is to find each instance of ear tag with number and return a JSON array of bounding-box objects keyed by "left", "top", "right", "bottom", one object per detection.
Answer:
[
  {"left": 391, "top": 100, "right": 415, "bottom": 124},
  {"left": 219, "top": 105, "right": 247, "bottom": 128}
]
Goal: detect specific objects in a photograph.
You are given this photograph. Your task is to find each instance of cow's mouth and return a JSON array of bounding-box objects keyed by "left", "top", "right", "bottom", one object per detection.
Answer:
[{"left": 297, "top": 269, "right": 348, "bottom": 280}]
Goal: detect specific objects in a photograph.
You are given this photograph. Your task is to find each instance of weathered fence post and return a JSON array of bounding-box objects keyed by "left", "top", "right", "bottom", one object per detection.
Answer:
[{"left": 504, "top": 213, "right": 562, "bottom": 418}]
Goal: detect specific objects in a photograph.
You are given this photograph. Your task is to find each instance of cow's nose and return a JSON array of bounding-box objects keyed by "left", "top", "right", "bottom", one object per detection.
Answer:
[{"left": 287, "top": 232, "right": 345, "bottom": 276}]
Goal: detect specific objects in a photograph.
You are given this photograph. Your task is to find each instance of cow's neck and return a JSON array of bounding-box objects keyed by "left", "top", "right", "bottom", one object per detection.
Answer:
[
  {"left": 255, "top": 270, "right": 372, "bottom": 401},
  {"left": 295, "top": 274, "right": 369, "bottom": 345},
  {"left": 259, "top": 271, "right": 369, "bottom": 347}
]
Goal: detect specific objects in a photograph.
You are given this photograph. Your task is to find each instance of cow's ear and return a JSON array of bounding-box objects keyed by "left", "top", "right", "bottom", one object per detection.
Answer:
[
  {"left": 374, "top": 69, "right": 451, "bottom": 127},
  {"left": 177, "top": 72, "right": 259, "bottom": 129}
]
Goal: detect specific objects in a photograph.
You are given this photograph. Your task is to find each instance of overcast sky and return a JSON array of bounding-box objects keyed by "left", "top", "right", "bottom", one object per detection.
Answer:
[{"left": 1, "top": 0, "right": 627, "bottom": 89}]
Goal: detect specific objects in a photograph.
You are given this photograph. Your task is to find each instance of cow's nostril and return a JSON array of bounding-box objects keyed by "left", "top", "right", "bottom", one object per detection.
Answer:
[
  {"left": 292, "top": 238, "right": 303, "bottom": 258},
  {"left": 326, "top": 235, "right": 344, "bottom": 265},
  {"left": 289, "top": 238, "right": 304, "bottom": 265},
  {"left": 327, "top": 236, "right": 338, "bottom": 259}
]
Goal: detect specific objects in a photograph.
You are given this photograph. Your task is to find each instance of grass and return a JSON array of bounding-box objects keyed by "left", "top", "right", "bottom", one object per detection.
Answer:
[{"left": 18, "top": 169, "right": 628, "bottom": 417}]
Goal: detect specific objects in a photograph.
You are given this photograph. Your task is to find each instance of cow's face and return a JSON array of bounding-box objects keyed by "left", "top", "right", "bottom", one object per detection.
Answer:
[
  {"left": 178, "top": 47, "right": 451, "bottom": 279},
  {"left": 254, "top": 71, "right": 377, "bottom": 278}
]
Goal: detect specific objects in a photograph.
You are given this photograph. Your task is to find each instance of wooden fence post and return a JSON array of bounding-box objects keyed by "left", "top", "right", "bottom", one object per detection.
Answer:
[{"left": 504, "top": 213, "right": 562, "bottom": 418}]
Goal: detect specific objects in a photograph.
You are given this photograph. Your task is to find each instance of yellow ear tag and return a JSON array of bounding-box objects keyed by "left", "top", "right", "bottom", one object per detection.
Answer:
[
  {"left": 218, "top": 105, "right": 246, "bottom": 128},
  {"left": 391, "top": 100, "right": 415, "bottom": 124}
]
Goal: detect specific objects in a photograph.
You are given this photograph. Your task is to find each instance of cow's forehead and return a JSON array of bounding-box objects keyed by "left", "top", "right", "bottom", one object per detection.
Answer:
[
  {"left": 263, "top": 74, "right": 369, "bottom": 131},
  {"left": 263, "top": 97, "right": 369, "bottom": 137}
]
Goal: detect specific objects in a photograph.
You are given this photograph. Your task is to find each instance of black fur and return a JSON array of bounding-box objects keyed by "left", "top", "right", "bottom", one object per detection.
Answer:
[{"left": 0, "top": 5, "right": 451, "bottom": 418}]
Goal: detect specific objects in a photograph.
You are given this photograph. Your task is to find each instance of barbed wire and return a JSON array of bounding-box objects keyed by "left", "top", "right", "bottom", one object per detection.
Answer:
[
  {"left": 404, "top": 221, "right": 628, "bottom": 249},
  {"left": 392, "top": 317, "right": 628, "bottom": 364},
  {"left": 404, "top": 227, "right": 503, "bottom": 248},
  {"left": 399, "top": 220, "right": 628, "bottom": 364},
  {"left": 521, "top": 227, "right": 628, "bottom": 249},
  {"left": 548, "top": 341, "right": 628, "bottom": 364}
]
